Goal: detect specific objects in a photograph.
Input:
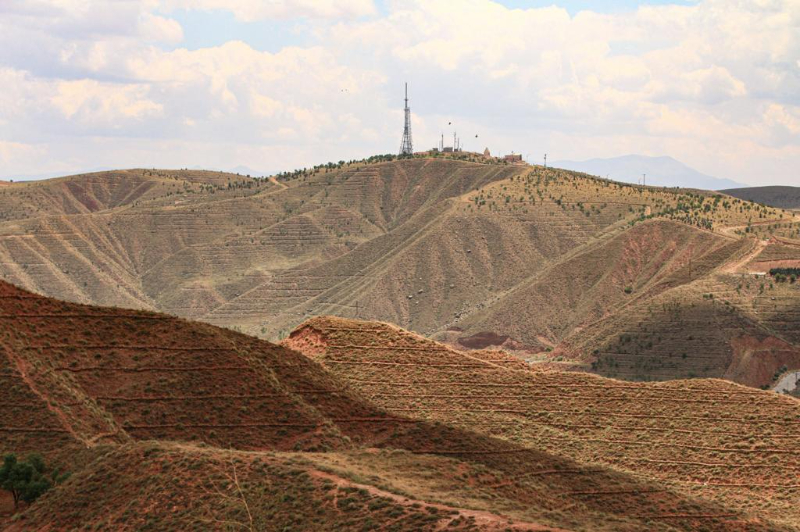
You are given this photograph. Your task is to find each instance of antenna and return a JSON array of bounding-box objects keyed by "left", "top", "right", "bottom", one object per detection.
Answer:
[{"left": 399, "top": 83, "right": 413, "bottom": 156}]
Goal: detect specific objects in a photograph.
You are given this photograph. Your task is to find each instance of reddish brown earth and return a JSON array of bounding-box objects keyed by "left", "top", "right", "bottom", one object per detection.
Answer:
[
  {"left": 0, "top": 160, "right": 796, "bottom": 391},
  {"left": 726, "top": 335, "right": 800, "bottom": 387},
  {"left": 285, "top": 315, "right": 800, "bottom": 530},
  {"left": 0, "top": 281, "right": 795, "bottom": 530}
]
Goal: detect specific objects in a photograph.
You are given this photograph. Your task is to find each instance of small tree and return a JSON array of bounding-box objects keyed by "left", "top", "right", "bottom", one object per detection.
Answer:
[{"left": 0, "top": 453, "right": 68, "bottom": 509}]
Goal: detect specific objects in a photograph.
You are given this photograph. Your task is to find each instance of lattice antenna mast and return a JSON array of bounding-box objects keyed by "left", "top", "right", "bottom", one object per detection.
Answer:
[{"left": 399, "top": 83, "right": 413, "bottom": 156}]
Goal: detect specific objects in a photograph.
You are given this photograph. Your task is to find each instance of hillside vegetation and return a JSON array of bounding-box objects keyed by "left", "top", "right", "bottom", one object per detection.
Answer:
[
  {"left": 3, "top": 282, "right": 791, "bottom": 530},
  {"left": 285, "top": 316, "right": 800, "bottom": 530},
  {"left": 0, "top": 158, "right": 798, "bottom": 388}
]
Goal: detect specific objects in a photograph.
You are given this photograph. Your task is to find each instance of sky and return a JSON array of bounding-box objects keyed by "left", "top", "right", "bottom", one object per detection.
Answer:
[{"left": 0, "top": 1, "right": 798, "bottom": 185}]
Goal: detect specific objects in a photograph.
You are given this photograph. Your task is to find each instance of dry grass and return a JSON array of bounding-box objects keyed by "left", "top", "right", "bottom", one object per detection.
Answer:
[{"left": 286, "top": 316, "right": 800, "bottom": 529}]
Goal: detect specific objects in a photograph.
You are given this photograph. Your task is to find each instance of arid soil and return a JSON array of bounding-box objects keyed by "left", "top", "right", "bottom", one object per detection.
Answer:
[
  {"left": 0, "top": 282, "right": 797, "bottom": 530},
  {"left": 1, "top": 159, "right": 797, "bottom": 388}
]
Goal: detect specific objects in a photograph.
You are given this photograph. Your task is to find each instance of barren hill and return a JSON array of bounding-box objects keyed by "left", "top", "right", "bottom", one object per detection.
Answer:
[
  {"left": 722, "top": 186, "right": 800, "bottom": 210},
  {"left": 1, "top": 156, "right": 798, "bottom": 388},
  {"left": 285, "top": 316, "right": 800, "bottom": 530},
  {"left": 1, "top": 281, "right": 783, "bottom": 530}
]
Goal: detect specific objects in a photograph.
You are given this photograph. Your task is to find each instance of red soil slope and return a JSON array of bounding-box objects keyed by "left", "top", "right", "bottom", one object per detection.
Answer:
[
  {"left": 286, "top": 316, "right": 800, "bottom": 529},
  {"left": 0, "top": 279, "right": 388, "bottom": 453},
  {"left": 0, "top": 281, "right": 790, "bottom": 531}
]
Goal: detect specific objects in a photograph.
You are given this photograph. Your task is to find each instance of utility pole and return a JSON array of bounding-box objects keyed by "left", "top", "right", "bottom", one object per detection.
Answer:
[
  {"left": 643, "top": 173, "right": 646, "bottom": 187},
  {"left": 544, "top": 154, "right": 547, "bottom": 168}
]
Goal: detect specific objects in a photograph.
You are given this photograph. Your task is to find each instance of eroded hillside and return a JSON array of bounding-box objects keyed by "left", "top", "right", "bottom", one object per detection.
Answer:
[
  {"left": 1, "top": 281, "right": 782, "bottom": 530},
  {"left": 285, "top": 316, "right": 800, "bottom": 530},
  {"left": 0, "top": 157, "right": 798, "bottom": 387}
]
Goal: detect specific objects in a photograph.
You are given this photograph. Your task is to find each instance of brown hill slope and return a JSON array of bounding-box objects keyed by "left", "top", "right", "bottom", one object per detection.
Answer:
[
  {"left": 0, "top": 169, "right": 263, "bottom": 222},
  {"left": 0, "top": 279, "right": 378, "bottom": 453},
  {"left": 1, "top": 158, "right": 798, "bottom": 388},
  {"left": 285, "top": 316, "right": 800, "bottom": 529},
  {"left": 15, "top": 439, "right": 780, "bottom": 532},
  {"left": 1, "top": 281, "right": 779, "bottom": 531},
  {"left": 722, "top": 186, "right": 800, "bottom": 210},
  {"left": 556, "top": 234, "right": 800, "bottom": 387},
  {"left": 446, "top": 219, "right": 748, "bottom": 350}
]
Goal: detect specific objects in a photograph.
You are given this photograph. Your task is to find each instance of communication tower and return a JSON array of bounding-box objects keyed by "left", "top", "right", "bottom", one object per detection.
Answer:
[{"left": 399, "top": 83, "right": 413, "bottom": 156}]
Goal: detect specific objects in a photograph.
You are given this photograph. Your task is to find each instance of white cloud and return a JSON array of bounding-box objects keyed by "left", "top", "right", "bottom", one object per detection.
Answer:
[
  {"left": 160, "top": 0, "right": 376, "bottom": 21},
  {"left": 51, "top": 80, "right": 163, "bottom": 122},
  {"left": 0, "top": 141, "right": 43, "bottom": 163},
  {"left": 139, "top": 12, "right": 184, "bottom": 43},
  {"left": 0, "top": 0, "right": 799, "bottom": 184}
]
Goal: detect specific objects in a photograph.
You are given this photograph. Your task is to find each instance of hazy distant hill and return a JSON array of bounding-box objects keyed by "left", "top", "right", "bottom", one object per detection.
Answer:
[
  {"left": 722, "top": 185, "right": 800, "bottom": 209},
  {"left": 553, "top": 154, "right": 745, "bottom": 190}
]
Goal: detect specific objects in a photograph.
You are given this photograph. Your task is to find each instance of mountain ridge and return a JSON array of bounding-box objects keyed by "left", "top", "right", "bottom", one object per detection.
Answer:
[{"left": 0, "top": 156, "right": 797, "bottom": 390}]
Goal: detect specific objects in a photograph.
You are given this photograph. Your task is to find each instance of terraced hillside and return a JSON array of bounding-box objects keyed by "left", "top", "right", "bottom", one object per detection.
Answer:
[
  {"left": 2, "top": 281, "right": 782, "bottom": 531},
  {"left": 285, "top": 316, "right": 800, "bottom": 530},
  {"left": 561, "top": 234, "right": 800, "bottom": 387},
  {"left": 0, "top": 278, "right": 372, "bottom": 454},
  {"left": 0, "top": 157, "right": 798, "bottom": 387}
]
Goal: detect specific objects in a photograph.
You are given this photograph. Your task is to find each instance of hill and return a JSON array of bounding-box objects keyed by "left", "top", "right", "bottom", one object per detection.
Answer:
[
  {"left": 0, "top": 156, "right": 797, "bottom": 389},
  {"left": 2, "top": 281, "right": 787, "bottom": 530},
  {"left": 722, "top": 186, "right": 800, "bottom": 210},
  {"left": 553, "top": 155, "right": 744, "bottom": 190},
  {"left": 285, "top": 316, "right": 800, "bottom": 530}
]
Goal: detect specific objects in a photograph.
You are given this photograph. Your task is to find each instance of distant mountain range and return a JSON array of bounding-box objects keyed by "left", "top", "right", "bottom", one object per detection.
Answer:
[{"left": 552, "top": 154, "right": 746, "bottom": 190}]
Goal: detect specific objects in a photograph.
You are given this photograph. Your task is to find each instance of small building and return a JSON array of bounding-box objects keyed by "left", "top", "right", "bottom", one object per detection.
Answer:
[
  {"left": 504, "top": 153, "right": 522, "bottom": 163},
  {"left": 483, "top": 147, "right": 491, "bottom": 158}
]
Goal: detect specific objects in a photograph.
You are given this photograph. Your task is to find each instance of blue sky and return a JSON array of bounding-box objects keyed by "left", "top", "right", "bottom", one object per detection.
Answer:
[
  {"left": 162, "top": 9, "right": 306, "bottom": 52},
  {"left": 0, "top": 0, "right": 798, "bottom": 185}
]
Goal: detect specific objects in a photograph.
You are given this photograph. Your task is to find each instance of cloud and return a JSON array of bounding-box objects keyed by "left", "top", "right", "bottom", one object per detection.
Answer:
[
  {"left": 160, "top": 0, "right": 376, "bottom": 21},
  {"left": 51, "top": 79, "right": 163, "bottom": 122},
  {"left": 0, "top": 141, "right": 43, "bottom": 163},
  {"left": 0, "top": 0, "right": 799, "bottom": 185},
  {"left": 763, "top": 103, "right": 800, "bottom": 146}
]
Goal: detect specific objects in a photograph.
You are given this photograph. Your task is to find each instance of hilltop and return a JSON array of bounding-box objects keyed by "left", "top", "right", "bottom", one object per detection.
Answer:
[
  {"left": 0, "top": 156, "right": 798, "bottom": 388},
  {"left": 3, "top": 281, "right": 790, "bottom": 530},
  {"left": 722, "top": 186, "right": 800, "bottom": 210}
]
